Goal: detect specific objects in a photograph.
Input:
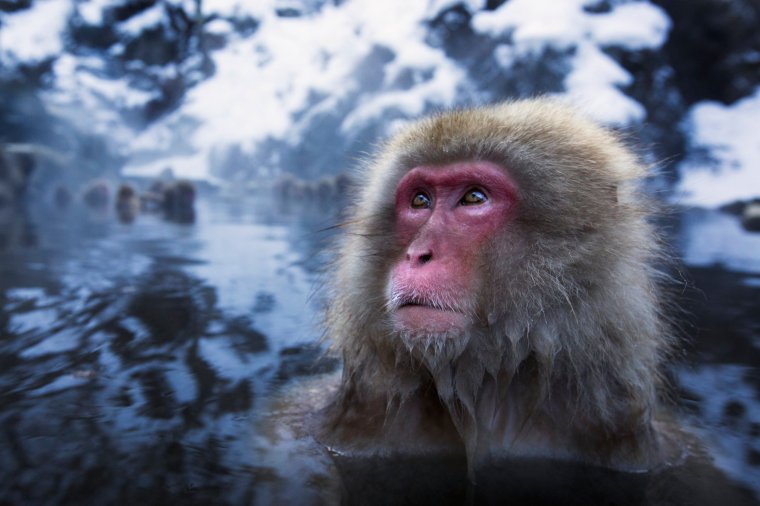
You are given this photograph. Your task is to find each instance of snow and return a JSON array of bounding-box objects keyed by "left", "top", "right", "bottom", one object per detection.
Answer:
[
  {"left": 472, "top": 0, "right": 670, "bottom": 125},
  {"left": 206, "top": 18, "right": 234, "bottom": 36},
  {"left": 680, "top": 208, "right": 760, "bottom": 273},
  {"left": 123, "top": 0, "right": 464, "bottom": 178},
  {"left": 0, "top": 0, "right": 72, "bottom": 64},
  {"left": 472, "top": 0, "right": 669, "bottom": 51},
  {"left": 5, "top": 0, "right": 755, "bottom": 207},
  {"left": 473, "top": 1, "right": 586, "bottom": 50},
  {"left": 450, "top": 0, "right": 756, "bottom": 210},
  {"left": 590, "top": 2, "right": 670, "bottom": 50},
  {"left": 124, "top": 0, "right": 673, "bottom": 178},
  {"left": 0, "top": 0, "right": 677, "bottom": 180},
  {"left": 676, "top": 88, "right": 760, "bottom": 208},
  {"left": 45, "top": 54, "right": 154, "bottom": 144},
  {"left": 78, "top": 0, "right": 112, "bottom": 25},
  {"left": 564, "top": 42, "right": 645, "bottom": 125},
  {"left": 427, "top": 0, "right": 485, "bottom": 16},
  {"left": 203, "top": 0, "right": 276, "bottom": 19},
  {"left": 119, "top": 3, "right": 164, "bottom": 35},
  {"left": 57, "top": 55, "right": 155, "bottom": 109}
]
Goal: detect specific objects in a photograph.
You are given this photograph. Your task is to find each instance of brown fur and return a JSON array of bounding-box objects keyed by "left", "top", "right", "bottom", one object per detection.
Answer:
[{"left": 319, "top": 99, "right": 678, "bottom": 472}]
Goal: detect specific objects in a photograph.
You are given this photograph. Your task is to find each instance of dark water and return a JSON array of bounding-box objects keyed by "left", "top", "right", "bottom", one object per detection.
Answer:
[{"left": 0, "top": 196, "right": 758, "bottom": 505}]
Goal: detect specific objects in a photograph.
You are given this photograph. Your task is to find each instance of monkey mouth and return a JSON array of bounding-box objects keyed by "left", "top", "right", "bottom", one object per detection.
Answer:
[
  {"left": 399, "top": 299, "right": 439, "bottom": 310},
  {"left": 391, "top": 295, "right": 468, "bottom": 334},
  {"left": 395, "top": 295, "right": 455, "bottom": 311}
]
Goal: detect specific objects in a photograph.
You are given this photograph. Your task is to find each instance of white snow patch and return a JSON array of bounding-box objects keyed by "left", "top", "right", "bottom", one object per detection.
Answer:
[
  {"left": 77, "top": 0, "right": 113, "bottom": 25},
  {"left": 472, "top": 0, "right": 670, "bottom": 125},
  {"left": 206, "top": 18, "right": 234, "bottom": 36},
  {"left": 473, "top": 0, "right": 585, "bottom": 50},
  {"left": 0, "top": 0, "right": 72, "bottom": 63},
  {"left": 45, "top": 54, "right": 153, "bottom": 144},
  {"left": 676, "top": 88, "right": 760, "bottom": 208},
  {"left": 564, "top": 41, "right": 646, "bottom": 125},
  {"left": 124, "top": 0, "right": 464, "bottom": 179},
  {"left": 679, "top": 208, "right": 760, "bottom": 273},
  {"left": 120, "top": 3, "right": 164, "bottom": 35},
  {"left": 426, "top": 0, "right": 486, "bottom": 16},
  {"left": 472, "top": 0, "right": 668, "bottom": 50},
  {"left": 203, "top": 0, "right": 276, "bottom": 19},
  {"left": 589, "top": 2, "right": 670, "bottom": 50}
]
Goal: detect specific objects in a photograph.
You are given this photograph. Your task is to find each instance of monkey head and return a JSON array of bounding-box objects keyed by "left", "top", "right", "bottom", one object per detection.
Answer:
[{"left": 324, "top": 99, "right": 673, "bottom": 468}]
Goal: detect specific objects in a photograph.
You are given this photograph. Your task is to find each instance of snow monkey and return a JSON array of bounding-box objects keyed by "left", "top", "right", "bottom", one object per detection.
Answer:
[{"left": 318, "top": 98, "right": 680, "bottom": 474}]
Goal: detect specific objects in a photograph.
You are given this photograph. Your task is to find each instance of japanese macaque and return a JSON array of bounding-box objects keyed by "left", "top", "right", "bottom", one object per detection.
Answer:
[
  {"left": 274, "top": 174, "right": 313, "bottom": 201},
  {"left": 82, "top": 180, "right": 110, "bottom": 210},
  {"left": 273, "top": 173, "right": 353, "bottom": 207},
  {"left": 140, "top": 179, "right": 168, "bottom": 212},
  {"left": 115, "top": 183, "right": 140, "bottom": 223},
  {"left": 0, "top": 144, "right": 35, "bottom": 199},
  {"left": 162, "top": 179, "right": 196, "bottom": 223},
  {"left": 0, "top": 182, "right": 12, "bottom": 209},
  {"left": 318, "top": 99, "right": 679, "bottom": 474},
  {"left": 52, "top": 184, "right": 73, "bottom": 209}
]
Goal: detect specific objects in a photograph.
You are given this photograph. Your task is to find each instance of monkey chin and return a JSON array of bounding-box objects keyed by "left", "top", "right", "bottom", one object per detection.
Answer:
[{"left": 391, "top": 307, "right": 471, "bottom": 364}]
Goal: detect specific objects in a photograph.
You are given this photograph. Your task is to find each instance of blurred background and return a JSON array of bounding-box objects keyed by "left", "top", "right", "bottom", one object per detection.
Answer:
[{"left": 0, "top": 0, "right": 759, "bottom": 504}]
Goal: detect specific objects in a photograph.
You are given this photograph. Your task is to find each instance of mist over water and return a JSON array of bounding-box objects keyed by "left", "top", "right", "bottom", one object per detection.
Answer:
[{"left": 0, "top": 193, "right": 340, "bottom": 504}]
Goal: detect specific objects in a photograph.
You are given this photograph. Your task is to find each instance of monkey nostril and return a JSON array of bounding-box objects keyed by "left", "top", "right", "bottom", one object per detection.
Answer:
[{"left": 406, "top": 247, "right": 433, "bottom": 265}]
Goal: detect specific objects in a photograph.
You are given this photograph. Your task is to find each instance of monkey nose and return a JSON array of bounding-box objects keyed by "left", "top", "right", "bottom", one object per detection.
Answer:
[{"left": 406, "top": 249, "right": 433, "bottom": 266}]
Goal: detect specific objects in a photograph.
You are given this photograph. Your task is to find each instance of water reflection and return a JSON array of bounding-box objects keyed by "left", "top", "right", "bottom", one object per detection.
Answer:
[
  {"left": 0, "top": 196, "right": 758, "bottom": 504},
  {"left": 672, "top": 246, "right": 760, "bottom": 497},
  {"left": 0, "top": 194, "right": 337, "bottom": 504}
]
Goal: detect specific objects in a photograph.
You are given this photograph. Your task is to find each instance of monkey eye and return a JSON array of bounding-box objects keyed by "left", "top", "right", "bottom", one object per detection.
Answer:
[
  {"left": 460, "top": 188, "right": 488, "bottom": 206},
  {"left": 411, "top": 192, "right": 432, "bottom": 209}
]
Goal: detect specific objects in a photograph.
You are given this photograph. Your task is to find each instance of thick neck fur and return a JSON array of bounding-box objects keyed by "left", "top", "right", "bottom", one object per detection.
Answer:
[{"left": 327, "top": 328, "right": 662, "bottom": 472}]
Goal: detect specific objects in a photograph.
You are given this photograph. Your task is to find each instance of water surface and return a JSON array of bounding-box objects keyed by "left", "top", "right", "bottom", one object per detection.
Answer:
[{"left": 0, "top": 196, "right": 758, "bottom": 504}]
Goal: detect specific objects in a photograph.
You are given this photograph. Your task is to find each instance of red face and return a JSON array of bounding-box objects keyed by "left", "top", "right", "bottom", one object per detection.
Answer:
[{"left": 388, "top": 161, "right": 518, "bottom": 336}]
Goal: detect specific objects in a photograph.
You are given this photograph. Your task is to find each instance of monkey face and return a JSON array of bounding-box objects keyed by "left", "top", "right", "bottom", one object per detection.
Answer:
[{"left": 386, "top": 161, "right": 518, "bottom": 342}]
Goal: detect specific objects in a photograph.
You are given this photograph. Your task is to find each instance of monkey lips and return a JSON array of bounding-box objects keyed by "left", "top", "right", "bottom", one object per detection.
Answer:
[{"left": 387, "top": 286, "right": 471, "bottom": 337}]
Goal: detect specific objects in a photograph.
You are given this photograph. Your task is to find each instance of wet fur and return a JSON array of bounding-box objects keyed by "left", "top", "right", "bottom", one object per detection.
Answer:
[{"left": 320, "top": 99, "right": 677, "bottom": 471}]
